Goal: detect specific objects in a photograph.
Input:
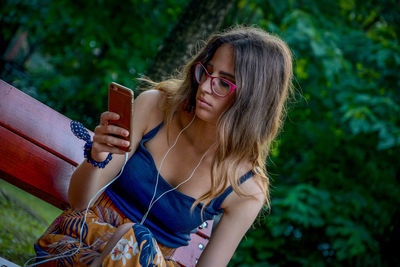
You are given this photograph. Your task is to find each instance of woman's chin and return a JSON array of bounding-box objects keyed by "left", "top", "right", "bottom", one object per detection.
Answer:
[{"left": 195, "top": 108, "right": 218, "bottom": 124}]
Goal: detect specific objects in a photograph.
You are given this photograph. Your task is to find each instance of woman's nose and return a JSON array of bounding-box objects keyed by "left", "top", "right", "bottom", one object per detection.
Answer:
[{"left": 199, "top": 76, "right": 213, "bottom": 94}]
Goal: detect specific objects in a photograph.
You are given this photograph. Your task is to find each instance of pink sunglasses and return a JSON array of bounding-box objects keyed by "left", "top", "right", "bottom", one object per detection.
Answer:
[{"left": 194, "top": 62, "right": 237, "bottom": 97}]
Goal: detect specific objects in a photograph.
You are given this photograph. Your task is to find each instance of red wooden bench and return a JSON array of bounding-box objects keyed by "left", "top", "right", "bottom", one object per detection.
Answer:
[{"left": 0, "top": 79, "right": 213, "bottom": 266}]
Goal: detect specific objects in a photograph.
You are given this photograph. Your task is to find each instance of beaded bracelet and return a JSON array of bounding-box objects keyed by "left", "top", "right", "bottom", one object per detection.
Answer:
[
  {"left": 70, "top": 120, "right": 112, "bottom": 168},
  {"left": 83, "top": 141, "right": 112, "bottom": 168}
]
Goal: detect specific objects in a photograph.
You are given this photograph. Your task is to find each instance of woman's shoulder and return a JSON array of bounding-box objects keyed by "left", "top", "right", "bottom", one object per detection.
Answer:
[
  {"left": 221, "top": 163, "right": 266, "bottom": 211},
  {"left": 134, "top": 89, "right": 165, "bottom": 133},
  {"left": 222, "top": 177, "right": 266, "bottom": 219},
  {"left": 135, "top": 89, "right": 165, "bottom": 108}
]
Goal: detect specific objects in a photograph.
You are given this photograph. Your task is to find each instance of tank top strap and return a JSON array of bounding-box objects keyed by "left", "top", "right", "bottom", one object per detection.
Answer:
[
  {"left": 142, "top": 121, "right": 164, "bottom": 142},
  {"left": 211, "top": 170, "right": 255, "bottom": 211}
]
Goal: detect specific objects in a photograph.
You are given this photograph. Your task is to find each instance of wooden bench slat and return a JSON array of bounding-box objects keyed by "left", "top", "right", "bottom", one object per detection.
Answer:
[
  {"left": 196, "top": 220, "right": 213, "bottom": 239},
  {"left": 0, "top": 80, "right": 214, "bottom": 266},
  {"left": 0, "top": 80, "right": 87, "bottom": 166},
  {"left": 173, "top": 233, "right": 210, "bottom": 267},
  {"left": 0, "top": 125, "right": 72, "bottom": 209}
]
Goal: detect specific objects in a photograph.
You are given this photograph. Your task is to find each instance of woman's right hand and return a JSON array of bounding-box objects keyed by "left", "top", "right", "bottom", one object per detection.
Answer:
[{"left": 91, "top": 111, "right": 130, "bottom": 162}]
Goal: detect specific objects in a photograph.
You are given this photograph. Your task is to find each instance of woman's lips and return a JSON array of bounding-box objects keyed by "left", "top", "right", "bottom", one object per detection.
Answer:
[{"left": 197, "top": 97, "right": 212, "bottom": 108}]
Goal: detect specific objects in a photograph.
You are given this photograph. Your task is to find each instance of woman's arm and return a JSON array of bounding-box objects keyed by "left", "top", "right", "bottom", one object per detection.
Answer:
[
  {"left": 68, "top": 90, "right": 164, "bottom": 209},
  {"left": 196, "top": 176, "right": 265, "bottom": 267}
]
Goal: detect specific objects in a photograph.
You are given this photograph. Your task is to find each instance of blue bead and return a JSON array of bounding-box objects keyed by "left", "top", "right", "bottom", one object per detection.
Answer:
[{"left": 70, "top": 120, "right": 112, "bottom": 168}]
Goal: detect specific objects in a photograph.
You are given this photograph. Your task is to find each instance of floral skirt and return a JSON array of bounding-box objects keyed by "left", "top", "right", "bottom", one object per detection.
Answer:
[{"left": 34, "top": 193, "right": 178, "bottom": 267}]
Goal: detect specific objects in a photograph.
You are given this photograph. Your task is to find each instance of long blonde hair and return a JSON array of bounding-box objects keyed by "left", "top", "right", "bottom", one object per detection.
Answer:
[{"left": 144, "top": 26, "right": 293, "bottom": 211}]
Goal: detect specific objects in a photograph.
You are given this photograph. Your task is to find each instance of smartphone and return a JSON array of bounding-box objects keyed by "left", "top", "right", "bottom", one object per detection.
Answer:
[{"left": 108, "top": 82, "right": 134, "bottom": 152}]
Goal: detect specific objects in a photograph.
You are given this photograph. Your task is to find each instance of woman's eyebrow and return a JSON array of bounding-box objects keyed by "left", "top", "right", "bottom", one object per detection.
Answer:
[
  {"left": 207, "top": 63, "right": 235, "bottom": 79},
  {"left": 220, "top": 70, "right": 235, "bottom": 80}
]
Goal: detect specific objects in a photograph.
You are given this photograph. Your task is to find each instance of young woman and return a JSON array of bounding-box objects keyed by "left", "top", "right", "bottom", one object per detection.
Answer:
[{"left": 34, "top": 26, "right": 293, "bottom": 266}]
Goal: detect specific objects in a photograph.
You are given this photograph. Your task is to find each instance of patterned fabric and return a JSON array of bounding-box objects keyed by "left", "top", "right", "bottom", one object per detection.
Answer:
[
  {"left": 70, "top": 120, "right": 91, "bottom": 142},
  {"left": 34, "top": 194, "right": 178, "bottom": 267},
  {"left": 70, "top": 120, "right": 113, "bottom": 168}
]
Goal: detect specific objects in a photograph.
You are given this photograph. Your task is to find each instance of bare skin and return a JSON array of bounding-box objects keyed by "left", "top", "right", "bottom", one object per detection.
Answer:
[{"left": 69, "top": 44, "right": 264, "bottom": 267}]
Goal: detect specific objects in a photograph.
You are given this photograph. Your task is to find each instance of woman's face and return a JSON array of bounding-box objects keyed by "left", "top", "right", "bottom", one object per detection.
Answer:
[{"left": 195, "top": 44, "right": 236, "bottom": 124}]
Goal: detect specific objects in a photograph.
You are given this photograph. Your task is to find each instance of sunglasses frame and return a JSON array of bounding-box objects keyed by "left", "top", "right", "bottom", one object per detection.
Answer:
[{"left": 194, "top": 62, "right": 237, "bottom": 98}]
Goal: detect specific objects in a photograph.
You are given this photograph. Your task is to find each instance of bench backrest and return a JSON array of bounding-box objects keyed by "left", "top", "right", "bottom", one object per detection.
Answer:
[
  {"left": 0, "top": 79, "right": 85, "bottom": 209},
  {"left": 0, "top": 80, "right": 212, "bottom": 266}
]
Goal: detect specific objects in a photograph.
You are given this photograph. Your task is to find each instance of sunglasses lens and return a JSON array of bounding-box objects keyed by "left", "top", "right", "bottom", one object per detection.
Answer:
[
  {"left": 195, "top": 64, "right": 206, "bottom": 84},
  {"left": 194, "top": 63, "right": 235, "bottom": 97},
  {"left": 213, "top": 78, "right": 232, "bottom": 97}
]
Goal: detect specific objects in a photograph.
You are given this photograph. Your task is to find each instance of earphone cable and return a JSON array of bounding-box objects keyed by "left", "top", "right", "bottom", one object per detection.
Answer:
[{"left": 24, "top": 152, "right": 129, "bottom": 267}]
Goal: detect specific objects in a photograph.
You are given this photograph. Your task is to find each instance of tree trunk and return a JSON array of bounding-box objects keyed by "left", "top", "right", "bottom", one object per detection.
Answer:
[{"left": 145, "top": 0, "right": 234, "bottom": 81}]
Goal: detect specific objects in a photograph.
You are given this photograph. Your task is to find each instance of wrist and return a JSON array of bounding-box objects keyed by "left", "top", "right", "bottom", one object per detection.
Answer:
[
  {"left": 70, "top": 120, "right": 113, "bottom": 169},
  {"left": 84, "top": 141, "right": 112, "bottom": 168},
  {"left": 91, "top": 150, "right": 109, "bottom": 162}
]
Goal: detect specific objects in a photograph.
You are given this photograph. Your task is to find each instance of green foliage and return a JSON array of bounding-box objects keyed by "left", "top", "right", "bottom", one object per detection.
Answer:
[
  {"left": 226, "top": 0, "right": 400, "bottom": 266},
  {"left": 1, "top": 0, "right": 186, "bottom": 129},
  {"left": 1, "top": 0, "right": 400, "bottom": 266}
]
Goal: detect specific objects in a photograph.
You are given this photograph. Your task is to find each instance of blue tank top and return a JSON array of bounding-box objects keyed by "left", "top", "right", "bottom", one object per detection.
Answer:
[{"left": 105, "top": 122, "right": 254, "bottom": 248}]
